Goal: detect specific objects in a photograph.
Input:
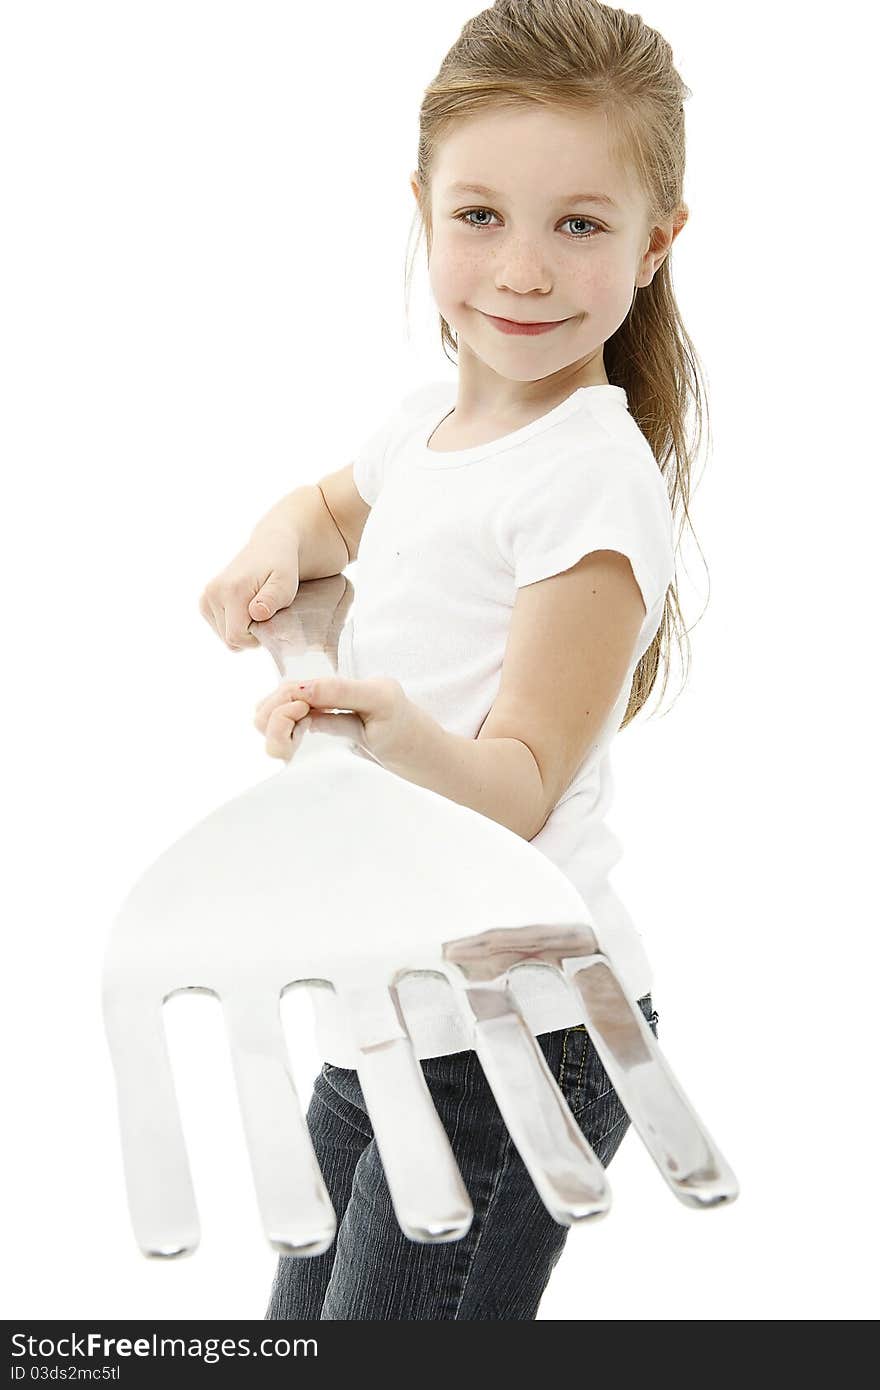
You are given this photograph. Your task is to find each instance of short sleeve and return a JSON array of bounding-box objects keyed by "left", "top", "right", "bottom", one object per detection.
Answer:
[
  {"left": 351, "top": 382, "right": 454, "bottom": 505},
  {"left": 351, "top": 413, "right": 398, "bottom": 506},
  {"left": 495, "top": 445, "right": 674, "bottom": 616}
]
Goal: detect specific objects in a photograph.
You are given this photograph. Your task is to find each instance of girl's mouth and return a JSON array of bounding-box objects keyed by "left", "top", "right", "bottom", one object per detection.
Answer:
[{"left": 481, "top": 312, "right": 570, "bottom": 336}]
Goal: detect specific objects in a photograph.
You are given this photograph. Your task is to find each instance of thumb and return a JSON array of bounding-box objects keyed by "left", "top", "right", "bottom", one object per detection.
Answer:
[{"left": 248, "top": 580, "right": 293, "bottom": 622}]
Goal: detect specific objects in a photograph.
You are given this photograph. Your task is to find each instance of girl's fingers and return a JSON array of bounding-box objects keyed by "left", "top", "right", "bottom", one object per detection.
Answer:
[
  {"left": 254, "top": 680, "right": 312, "bottom": 717},
  {"left": 263, "top": 700, "right": 312, "bottom": 758},
  {"left": 254, "top": 696, "right": 310, "bottom": 734}
]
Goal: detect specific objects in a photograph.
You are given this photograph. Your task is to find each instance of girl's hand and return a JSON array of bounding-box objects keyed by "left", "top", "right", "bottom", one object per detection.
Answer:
[
  {"left": 200, "top": 528, "right": 300, "bottom": 652},
  {"left": 254, "top": 675, "right": 422, "bottom": 768}
]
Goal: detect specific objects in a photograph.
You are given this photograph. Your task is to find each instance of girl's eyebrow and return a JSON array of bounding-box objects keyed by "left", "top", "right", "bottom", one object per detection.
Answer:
[{"left": 444, "top": 180, "right": 620, "bottom": 210}]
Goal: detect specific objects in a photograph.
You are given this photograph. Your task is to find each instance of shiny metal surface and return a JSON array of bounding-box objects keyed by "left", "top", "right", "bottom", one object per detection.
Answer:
[{"left": 102, "top": 575, "right": 738, "bottom": 1259}]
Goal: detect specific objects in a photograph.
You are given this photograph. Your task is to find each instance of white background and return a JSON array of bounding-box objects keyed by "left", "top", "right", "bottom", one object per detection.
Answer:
[{"left": 2, "top": 0, "right": 877, "bottom": 1323}]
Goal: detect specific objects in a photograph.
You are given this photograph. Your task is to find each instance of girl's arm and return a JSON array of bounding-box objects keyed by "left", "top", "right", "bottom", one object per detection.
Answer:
[
  {"left": 389, "top": 548, "right": 645, "bottom": 838},
  {"left": 199, "top": 465, "right": 368, "bottom": 651},
  {"left": 471, "top": 547, "right": 647, "bottom": 837}
]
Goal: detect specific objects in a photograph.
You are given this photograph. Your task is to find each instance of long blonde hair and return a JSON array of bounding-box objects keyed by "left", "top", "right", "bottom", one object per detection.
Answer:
[{"left": 404, "top": 0, "right": 709, "bottom": 727}]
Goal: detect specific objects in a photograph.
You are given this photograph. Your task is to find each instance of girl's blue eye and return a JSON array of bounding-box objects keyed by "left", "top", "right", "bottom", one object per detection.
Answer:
[{"left": 453, "top": 208, "right": 603, "bottom": 240}]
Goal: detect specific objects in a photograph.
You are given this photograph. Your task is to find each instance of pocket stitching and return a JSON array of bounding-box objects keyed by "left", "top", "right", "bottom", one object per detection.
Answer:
[
  {"left": 596, "top": 1112, "right": 629, "bottom": 1146},
  {"left": 558, "top": 1025, "right": 598, "bottom": 1116},
  {"left": 569, "top": 1084, "right": 614, "bottom": 1120},
  {"left": 557, "top": 1024, "right": 588, "bottom": 1090}
]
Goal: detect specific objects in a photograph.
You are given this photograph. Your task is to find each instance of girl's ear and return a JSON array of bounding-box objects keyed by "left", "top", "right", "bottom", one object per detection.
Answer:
[{"left": 410, "top": 172, "right": 422, "bottom": 206}]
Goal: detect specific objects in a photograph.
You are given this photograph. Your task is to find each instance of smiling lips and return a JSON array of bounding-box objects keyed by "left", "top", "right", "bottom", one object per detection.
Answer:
[{"left": 482, "top": 311, "right": 570, "bottom": 336}]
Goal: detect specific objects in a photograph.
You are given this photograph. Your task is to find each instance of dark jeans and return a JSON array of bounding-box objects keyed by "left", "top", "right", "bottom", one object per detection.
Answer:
[{"left": 265, "top": 993, "right": 658, "bottom": 1321}]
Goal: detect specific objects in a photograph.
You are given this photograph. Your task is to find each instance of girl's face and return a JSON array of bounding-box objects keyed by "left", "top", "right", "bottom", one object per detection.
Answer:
[{"left": 413, "top": 106, "right": 675, "bottom": 393}]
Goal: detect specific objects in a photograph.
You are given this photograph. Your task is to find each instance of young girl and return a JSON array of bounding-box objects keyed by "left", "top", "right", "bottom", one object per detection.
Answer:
[{"left": 200, "top": 0, "right": 700, "bottom": 1321}]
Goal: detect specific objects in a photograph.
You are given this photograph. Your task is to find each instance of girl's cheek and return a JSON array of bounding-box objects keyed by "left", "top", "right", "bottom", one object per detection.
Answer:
[{"left": 430, "top": 243, "right": 479, "bottom": 295}]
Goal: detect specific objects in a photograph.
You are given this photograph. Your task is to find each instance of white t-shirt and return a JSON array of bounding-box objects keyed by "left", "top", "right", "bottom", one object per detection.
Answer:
[{"left": 309, "top": 379, "right": 675, "bottom": 1066}]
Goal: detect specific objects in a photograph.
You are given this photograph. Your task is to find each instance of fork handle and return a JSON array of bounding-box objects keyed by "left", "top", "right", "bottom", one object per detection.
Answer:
[{"left": 247, "top": 574, "right": 370, "bottom": 764}]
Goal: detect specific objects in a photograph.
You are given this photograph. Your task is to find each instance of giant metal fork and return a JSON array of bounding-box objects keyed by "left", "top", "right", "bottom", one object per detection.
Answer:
[{"left": 102, "top": 575, "right": 738, "bottom": 1259}]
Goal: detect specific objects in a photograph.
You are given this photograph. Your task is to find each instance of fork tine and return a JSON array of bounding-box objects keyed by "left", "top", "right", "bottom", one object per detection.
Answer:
[
  {"left": 221, "top": 986, "right": 337, "bottom": 1255},
  {"left": 336, "top": 980, "right": 473, "bottom": 1243},
  {"left": 354, "top": 1040, "right": 475, "bottom": 1243},
  {"left": 102, "top": 977, "right": 200, "bottom": 1258},
  {"left": 464, "top": 984, "right": 612, "bottom": 1225},
  {"left": 569, "top": 958, "right": 740, "bottom": 1208}
]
